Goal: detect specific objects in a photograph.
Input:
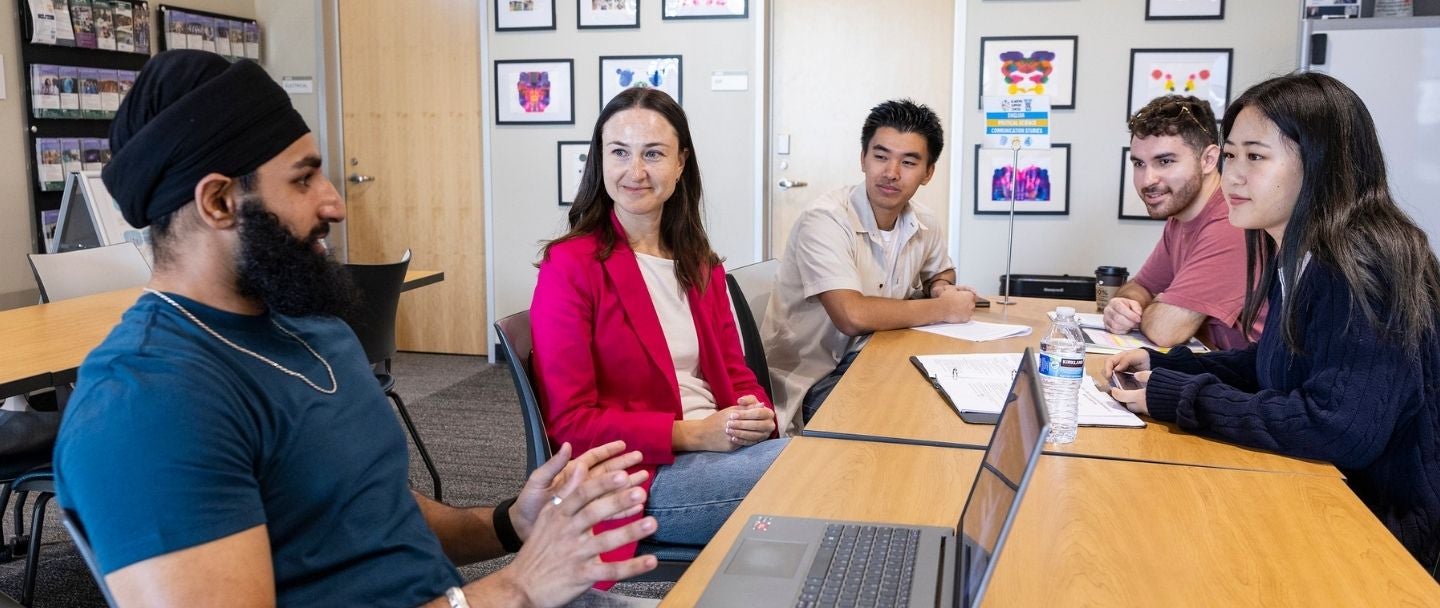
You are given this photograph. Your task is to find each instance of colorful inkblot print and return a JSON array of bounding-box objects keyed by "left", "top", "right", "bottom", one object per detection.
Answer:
[
  {"left": 998, "top": 50, "right": 1055, "bottom": 96},
  {"left": 990, "top": 164, "right": 1052, "bottom": 202},
  {"left": 516, "top": 71, "right": 551, "bottom": 113}
]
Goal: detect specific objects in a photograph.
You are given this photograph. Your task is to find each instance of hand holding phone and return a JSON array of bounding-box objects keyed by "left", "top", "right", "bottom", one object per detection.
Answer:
[{"left": 1110, "top": 371, "right": 1143, "bottom": 391}]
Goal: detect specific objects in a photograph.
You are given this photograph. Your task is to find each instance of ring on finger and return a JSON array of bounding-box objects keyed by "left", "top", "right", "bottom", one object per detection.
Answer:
[{"left": 551, "top": 494, "right": 564, "bottom": 507}]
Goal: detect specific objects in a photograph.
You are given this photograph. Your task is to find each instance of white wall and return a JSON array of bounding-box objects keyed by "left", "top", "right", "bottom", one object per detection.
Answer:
[
  {"left": 485, "top": 2, "right": 761, "bottom": 326},
  {"left": 953, "top": 1, "right": 1300, "bottom": 291},
  {"left": 0, "top": 0, "right": 258, "bottom": 309}
]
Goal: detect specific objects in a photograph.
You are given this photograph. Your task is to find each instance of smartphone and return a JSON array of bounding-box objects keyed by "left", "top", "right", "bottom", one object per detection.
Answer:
[
  {"left": 1110, "top": 371, "right": 1143, "bottom": 391},
  {"left": 975, "top": 295, "right": 991, "bottom": 308}
]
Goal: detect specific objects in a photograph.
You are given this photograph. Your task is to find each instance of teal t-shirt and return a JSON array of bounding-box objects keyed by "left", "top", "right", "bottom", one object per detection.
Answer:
[{"left": 54, "top": 292, "right": 462, "bottom": 606}]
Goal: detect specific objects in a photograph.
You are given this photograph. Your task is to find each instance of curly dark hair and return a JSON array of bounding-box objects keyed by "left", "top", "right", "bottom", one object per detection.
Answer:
[{"left": 1127, "top": 95, "right": 1218, "bottom": 153}]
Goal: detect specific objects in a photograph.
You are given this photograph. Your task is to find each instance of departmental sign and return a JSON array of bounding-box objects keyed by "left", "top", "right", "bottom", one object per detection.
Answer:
[{"left": 982, "top": 95, "right": 1051, "bottom": 149}]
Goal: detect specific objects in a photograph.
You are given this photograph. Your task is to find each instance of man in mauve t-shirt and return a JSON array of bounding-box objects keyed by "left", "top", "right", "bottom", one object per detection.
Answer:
[{"left": 1104, "top": 95, "right": 1265, "bottom": 350}]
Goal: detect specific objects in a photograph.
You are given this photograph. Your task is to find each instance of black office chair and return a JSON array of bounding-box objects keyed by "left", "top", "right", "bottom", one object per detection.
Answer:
[
  {"left": 345, "top": 250, "right": 443, "bottom": 501},
  {"left": 724, "top": 273, "right": 774, "bottom": 402},
  {"left": 60, "top": 509, "right": 116, "bottom": 608},
  {"left": 494, "top": 311, "right": 698, "bottom": 582},
  {"left": 0, "top": 458, "right": 54, "bottom": 607}
]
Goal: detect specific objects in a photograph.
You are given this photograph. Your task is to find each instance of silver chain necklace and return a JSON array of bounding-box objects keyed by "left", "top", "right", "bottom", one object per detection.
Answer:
[{"left": 144, "top": 288, "right": 339, "bottom": 394}]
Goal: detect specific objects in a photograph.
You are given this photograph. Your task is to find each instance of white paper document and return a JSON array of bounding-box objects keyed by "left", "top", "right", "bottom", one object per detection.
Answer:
[
  {"left": 911, "top": 352, "right": 1145, "bottom": 428},
  {"left": 913, "top": 321, "right": 1032, "bottom": 342}
]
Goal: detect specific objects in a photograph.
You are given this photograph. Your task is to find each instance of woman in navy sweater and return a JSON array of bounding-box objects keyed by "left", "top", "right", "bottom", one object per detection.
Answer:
[{"left": 1107, "top": 72, "right": 1440, "bottom": 570}]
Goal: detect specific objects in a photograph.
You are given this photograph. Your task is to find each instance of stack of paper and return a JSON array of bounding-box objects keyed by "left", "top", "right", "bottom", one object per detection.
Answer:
[
  {"left": 912, "top": 320, "right": 1032, "bottom": 342},
  {"left": 911, "top": 352, "right": 1146, "bottom": 428},
  {"left": 1046, "top": 310, "right": 1209, "bottom": 355}
]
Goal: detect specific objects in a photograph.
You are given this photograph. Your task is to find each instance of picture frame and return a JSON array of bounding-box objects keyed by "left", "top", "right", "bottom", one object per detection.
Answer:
[
  {"left": 578, "top": 0, "right": 639, "bottom": 29},
  {"left": 599, "top": 55, "right": 682, "bottom": 110},
  {"left": 557, "top": 140, "right": 590, "bottom": 206},
  {"left": 1127, "top": 48, "right": 1232, "bottom": 121},
  {"left": 1145, "top": 0, "right": 1225, "bottom": 20},
  {"left": 494, "top": 0, "right": 556, "bottom": 31},
  {"left": 1117, "top": 147, "right": 1164, "bottom": 221},
  {"left": 973, "top": 143, "right": 1071, "bottom": 216},
  {"left": 494, "top": 59, "right": 574, "bottom": 125},
  {"left": 662, "top": 0, "right": 747, "bottom": 20},
  {"left": 978, "top": 36, "right": 1078, "bottom": 109}
]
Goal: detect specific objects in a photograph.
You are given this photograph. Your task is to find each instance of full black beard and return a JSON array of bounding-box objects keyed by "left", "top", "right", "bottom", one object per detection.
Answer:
[{"left": 234, "top": 200, "right": 357, "bottom": 318}]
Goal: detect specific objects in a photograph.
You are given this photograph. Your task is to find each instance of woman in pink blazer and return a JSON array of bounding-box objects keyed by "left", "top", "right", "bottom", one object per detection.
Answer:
[{"left": 531, "top": 88, "right": 787, "bottom": 571}]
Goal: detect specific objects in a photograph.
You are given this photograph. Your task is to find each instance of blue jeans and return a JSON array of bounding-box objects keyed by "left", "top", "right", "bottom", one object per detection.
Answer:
[{"left": 645, "top": 437, "right": 789, "bottom": 545}]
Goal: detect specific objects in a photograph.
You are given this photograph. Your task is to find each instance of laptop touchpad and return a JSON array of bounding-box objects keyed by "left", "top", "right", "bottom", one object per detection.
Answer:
[{"left": 723, "top": 539, "right": 808, "bottom": 578}]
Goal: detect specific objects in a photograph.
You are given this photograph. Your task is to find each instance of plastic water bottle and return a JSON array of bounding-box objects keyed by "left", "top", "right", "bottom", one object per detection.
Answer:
[{"left": 1038, "top": 306, "right": 1085, "bottom": 444}]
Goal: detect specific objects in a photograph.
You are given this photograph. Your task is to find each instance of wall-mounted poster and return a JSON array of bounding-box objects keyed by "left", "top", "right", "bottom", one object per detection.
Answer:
[
  {"left": 579, "top": 0, "right": 639, "bottom": 29},
  {"left": 978, "top": 36, "right": 1078, "bottom": 109},
  {"left": 1146, "top": 0, "right": 1225, "bottom": 20},
  {"left": 1127, "top": 48, "right": 1231, "bottom": 121},
  {"left": 973, "top": 143, "right": 1071, "bottom": 215},
  {"left": 1117, "top": 147, "right": 1166, "bottom": 221},
  {"left": 494, "top": 59, "right": 574, "bottom": 125},
  {"left": 662, "top": 0, "right": 745, "bottom": 20},
  {"left": 599, "top": 55, "right": 681, "bottom": 110},
  {"left": 557, "top": 140, "right": 589, "bottom": 206},
  {"left": 495, "top": 0, "right": 556, "bottom": 31}
]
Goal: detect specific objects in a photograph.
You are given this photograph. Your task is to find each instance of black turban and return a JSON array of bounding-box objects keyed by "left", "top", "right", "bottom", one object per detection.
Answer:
[{"left": 103, "top": 50, "right": 310, "bottom": 228}]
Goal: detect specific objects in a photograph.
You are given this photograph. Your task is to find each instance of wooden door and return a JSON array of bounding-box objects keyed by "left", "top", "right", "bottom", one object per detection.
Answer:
[
  {"left": 338, "top": 0, "right": 486, "bottom": 354},
  {"left": 768, "top": 1, "right": 955, "bottom": 258}
]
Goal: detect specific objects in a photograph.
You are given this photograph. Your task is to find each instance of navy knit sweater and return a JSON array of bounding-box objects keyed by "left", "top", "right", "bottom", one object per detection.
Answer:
[{"left": 1146, "top": 259, "right": 1440, "bottom": 569}]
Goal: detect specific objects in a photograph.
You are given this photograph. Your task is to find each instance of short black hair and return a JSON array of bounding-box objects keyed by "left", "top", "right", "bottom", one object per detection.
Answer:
[{"left": 861, "top": 99, "right": 945, "bottom": 167}]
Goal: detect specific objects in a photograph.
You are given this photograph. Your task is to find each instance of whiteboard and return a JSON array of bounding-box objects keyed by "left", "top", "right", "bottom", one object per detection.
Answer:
[{"left": 1307, "top": 18, "right": 1440, "bottom": 252}]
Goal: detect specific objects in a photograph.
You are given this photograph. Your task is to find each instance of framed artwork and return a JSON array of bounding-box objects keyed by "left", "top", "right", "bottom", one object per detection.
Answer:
[
  {"left": 578, "top": 0, "right": 639, "bottom": 29},
  {"left": 557, "top": 140, "right": 590, "bottom": 206},
  {"left": 978, "top": 36, "right": 1078, "bottom": 109},
  {"left": 1127, "top": 48, "right": 1232, "bottom": 121},
  {"left": 973, "top": 143, "right": 1071, "bottom": 215},
  {"left": 495, "top": 0, "right": 556, "bottom": 31},
  {"left": 1117, "top": 147, "right": 1164, "bottom": 221},
  {"left": 1146, "top": 0, "right": 1225, "bottom": 20},
  {"left": 599, "top": 55, "right": 682, "bottom": 110},
  {"left": 662, "top": 0, "right": 747, "bottom": 20},
  {"left": 494, "top": 59, "right": 574, "bottom": 125}
]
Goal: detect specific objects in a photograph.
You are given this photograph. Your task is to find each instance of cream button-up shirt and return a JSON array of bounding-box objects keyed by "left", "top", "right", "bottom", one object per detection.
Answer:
[{"left": 761, "top": 184, "right": 954, "bottom": 436}]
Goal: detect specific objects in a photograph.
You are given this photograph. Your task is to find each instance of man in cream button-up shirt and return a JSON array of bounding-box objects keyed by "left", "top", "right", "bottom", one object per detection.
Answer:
[{"left": 762, "top": 99, "right": 976, "bottom": 436}]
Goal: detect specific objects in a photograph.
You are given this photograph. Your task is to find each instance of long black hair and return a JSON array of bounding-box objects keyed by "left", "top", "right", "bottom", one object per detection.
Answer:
[
  {"left": 542, "top": 87, "right": 718, "bottom": 291},
  {"left": 1225, "top": 72, "right": 1440, "bottom": 351}
]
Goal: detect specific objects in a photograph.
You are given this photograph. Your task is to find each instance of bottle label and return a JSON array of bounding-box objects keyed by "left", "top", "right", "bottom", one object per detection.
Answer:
[{"left": 1038, "top": 350, "right": 1084, "bottom": 379}]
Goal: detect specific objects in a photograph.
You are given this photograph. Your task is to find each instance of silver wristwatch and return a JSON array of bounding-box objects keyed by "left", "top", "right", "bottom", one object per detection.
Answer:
[{"left": 445, "top": 586, "right": 471, "bottom": 608}]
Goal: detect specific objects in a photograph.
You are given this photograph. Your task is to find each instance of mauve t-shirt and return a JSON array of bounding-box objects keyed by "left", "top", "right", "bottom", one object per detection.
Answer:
[{"left": 1134, "top": 188, "right": 1266, "bottom": 350}]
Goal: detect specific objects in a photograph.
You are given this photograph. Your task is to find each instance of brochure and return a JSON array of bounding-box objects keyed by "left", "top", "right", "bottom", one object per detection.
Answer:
[
  {"left": 113, "top": 0, "right": 133, "bottom": 52},
  {"left": 93, "top": 0, "right": 116, "bottom": 50},
  {"left": 37, "top": 139, "right": 64, "bottom": 191},
  {"left": 99, "top": 69, "right": 121, "bottom": 115},
  {"left": 31, "top": 64, "right": 62, "bottom": 118},
  {"left": 52, "top": 0, "right": 76, "bottom": 46},
  {"left": 70, "top": 0, "right": 96, "bottom": 48},
  {"left": 132, "top": 2, "right": 150, "bottom": 54},
  {"left": 244, "top": 21, "right": 259, "bottom": 59},
  {"left": 165, "top": 8, "right": 186, "bottom": 49},
  {"left": 58, "top": 66, "right": 81, "bottom": 117},
  {"left": 215, "top": 19, "right": 231, "bottom": 57},
  {"left": 185, "top": 12, "right": 203, "bottom": 50},
  {"left": 79, "top": 68, "right": 103, "bottom": 118},
  {"left": 28, "top": 0, "right": 57, "bottom": 45},
  {"left": 81, "top": 138, "right": 105, "bottom": 171},
  {"left": 60, "top": 138, "right": 83, "bottom": 177}
]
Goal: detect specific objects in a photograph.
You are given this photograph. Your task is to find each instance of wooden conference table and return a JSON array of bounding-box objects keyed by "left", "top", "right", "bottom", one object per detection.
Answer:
[
  {"left": 664, "top": 437, "right": 1440, "bottom": 606},
  {"left": 804, "top": 296, "right": 1339, "bottom": 478},
  {"left": 0, "top": 270, "right": 443, "bottom": 397}
]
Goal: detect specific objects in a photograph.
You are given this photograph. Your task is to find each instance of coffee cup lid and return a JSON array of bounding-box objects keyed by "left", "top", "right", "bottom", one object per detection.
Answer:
[{"left": 1096, "top": 266, "right": 1128, "bottom": 275}]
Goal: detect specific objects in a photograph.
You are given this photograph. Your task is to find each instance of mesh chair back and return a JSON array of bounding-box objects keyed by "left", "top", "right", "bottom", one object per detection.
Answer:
[
  {"left": 495, "top": 310, "right": 551, "bottom": 475},
  {"left": 61, "top": 508, "right": 118, "bottom": 608},
  {"left": 27, "top": 242, "right": 151, "bottom": 303},
  {"left": 344, "top": 250, "right": 412, "bottom": 366},
  {"left": 725, "top": 259, "right": 780, "bottom": 401}
]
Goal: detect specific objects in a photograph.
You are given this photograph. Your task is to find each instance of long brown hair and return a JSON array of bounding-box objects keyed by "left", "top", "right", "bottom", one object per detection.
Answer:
[
  {"left": 1225, "top": 72, "right": 1440, "bottom": 351},
  {"left": 541, "top": 87, "right": 719, "bottom": 292}
]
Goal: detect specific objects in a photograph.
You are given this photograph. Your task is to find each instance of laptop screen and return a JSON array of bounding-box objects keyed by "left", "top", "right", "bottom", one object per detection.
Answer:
[{"left": 956, "top": 349, "right": 1050, "bottom": 607}]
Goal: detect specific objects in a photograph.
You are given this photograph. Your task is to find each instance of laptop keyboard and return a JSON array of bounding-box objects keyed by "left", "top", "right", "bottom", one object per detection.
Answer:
[{"left": 795, "top": 524, "right": 922, "bottom": 608}]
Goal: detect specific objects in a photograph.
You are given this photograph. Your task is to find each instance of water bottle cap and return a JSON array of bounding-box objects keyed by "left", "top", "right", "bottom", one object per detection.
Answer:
[{"left": 1056, "top": 306, "right": 1075, "bottom": 318}]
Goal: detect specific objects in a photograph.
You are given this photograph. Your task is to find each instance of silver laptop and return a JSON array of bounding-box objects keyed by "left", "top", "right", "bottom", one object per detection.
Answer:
[{"left": 697, "top": 348, "right": 1050, "bottom": 608}]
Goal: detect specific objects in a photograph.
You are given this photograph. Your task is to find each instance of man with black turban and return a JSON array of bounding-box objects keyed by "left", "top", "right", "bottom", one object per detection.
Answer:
[{"left": 54, "top": 50, "right": 658, "bottom": 607}]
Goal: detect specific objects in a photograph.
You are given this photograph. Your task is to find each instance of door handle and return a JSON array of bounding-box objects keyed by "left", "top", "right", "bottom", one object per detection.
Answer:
[
  {"left": 778, "top": 178, "right": 808, "bottom": 190},
  {"left": 348, "top": 174, "right": 376, "bottom": 184}
]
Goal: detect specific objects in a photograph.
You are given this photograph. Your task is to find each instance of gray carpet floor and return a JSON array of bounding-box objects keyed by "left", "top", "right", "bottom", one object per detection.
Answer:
[{"left": 0, "top": 352, "right": 674, "bottom": 606}]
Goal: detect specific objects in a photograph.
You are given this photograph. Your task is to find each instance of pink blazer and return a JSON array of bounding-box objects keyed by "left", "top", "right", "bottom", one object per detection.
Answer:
[{"left": 530, "top": 216, "right": 771, "bottom": 567}]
